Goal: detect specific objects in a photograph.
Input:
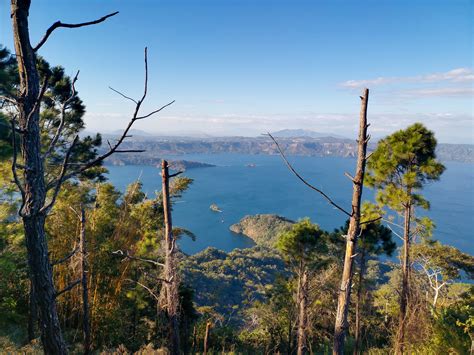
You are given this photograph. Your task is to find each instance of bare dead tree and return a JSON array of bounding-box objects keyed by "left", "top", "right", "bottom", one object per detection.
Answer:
[
  {"left": 353, "top": 246, "right": 367, "bottom": 355},
  {"left": 333, "top": 89, "right": 370, "bottom": 354},
  {"left": 416, "top": 255, "right": 448, "bottom": 308},
  {"left": 159, "top": 160, "right": 181, "bottom": 355},
  {"left": 268, "top": 89, "right": 371, "bottom": 354},
  {"left": 203, "top": 321, "right": 212, "bottom": 355},
  {"left": 7, "top": 2, "right": 173, "bottom": 352}
]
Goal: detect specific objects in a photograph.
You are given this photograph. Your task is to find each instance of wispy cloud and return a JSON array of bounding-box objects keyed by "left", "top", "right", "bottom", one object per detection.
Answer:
[
  {"left": 340, "top": 68, "right": 474, "bottom": 88},
  {"left": 399, "top": 87, "right": 474, "bottom": 98}
]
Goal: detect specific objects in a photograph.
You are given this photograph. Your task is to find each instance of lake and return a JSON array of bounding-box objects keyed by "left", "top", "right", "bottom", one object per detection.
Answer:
[{"left": 106, "top": 154, "right": 474, "bottom": 255}]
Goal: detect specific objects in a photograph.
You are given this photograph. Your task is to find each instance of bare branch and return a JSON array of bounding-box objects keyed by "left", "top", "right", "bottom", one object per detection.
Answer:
[
  {"left": 34, "top": 11, "right": 119, "bottom": 52},
  {"left": 10, "top": 119, "right": 24, "bottom": 192},
  {"left": 169, "top": 171, "right": 183, "bottom": 178},
  {"left": 111, "top": 250, "right": 165, "bottom": 267},
  {"left": 10, "top": 118, "right": 26, "bottom": 216},
  {"left": 60, "top": 48, "right": 174, "bottom": 181},
  {"left": 41, "top": 135, "right": 79, "bottom": 215},
  {"left": 125, "top": 279, "right": 160, "bottom": 301},
  {"left": 267, "top": 132, "right": 351, "bottom": 217},
  {"left": 0, "top": 95, "right": 18, "bottom": 106},
  {"left": 144, "top": 272, "right": 172, "bottom": 284},
  {"left": 109, "top": 86, "right": 138, "bottom": 104},
  {"left": 135, "top": 100, "right": 175, "bottom": 120},
  {"left": 51, "top": 247, "right": 79, "bottom": 266},
  {"left": 360, "top": 216, "right": 382, "bottom": 226},
  {"left": 344, "top": 172, "right": 356, "bottom": 184},
  {"left": 26, "top": 72, "right": 50, "bottom": 128},
  {"left": 387, "top": 225, "right": 404, "bottom": 241},
  {"left": 43, "top": 71, "right": 80, "bottom": 160},
  {"left": 140, "top": 47, "right": 148, "bottom": 103},
  {"left": 55, "top": 279, "right": 80, "bottom": 298},
  {"left": 114, "top": 149, "right": 146, "bottom": 153}
]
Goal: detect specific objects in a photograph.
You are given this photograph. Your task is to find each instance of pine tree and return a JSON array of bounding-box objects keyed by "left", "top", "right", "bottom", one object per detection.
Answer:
[{"left": 366, "top": 123, "right": 445, "bottom": 353}]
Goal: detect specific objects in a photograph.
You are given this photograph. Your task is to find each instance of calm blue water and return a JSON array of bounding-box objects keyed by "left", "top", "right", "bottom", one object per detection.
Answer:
[{"left": 106, "top": 154, "right": 474, "bottom": 255}]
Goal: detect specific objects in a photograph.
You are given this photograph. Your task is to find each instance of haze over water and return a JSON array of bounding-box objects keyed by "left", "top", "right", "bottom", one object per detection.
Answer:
[{"left": 107, "top": 154, "right": 474, "bottom": 255}]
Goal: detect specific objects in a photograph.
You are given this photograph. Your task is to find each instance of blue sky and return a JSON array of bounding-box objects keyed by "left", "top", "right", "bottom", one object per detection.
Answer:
[{"left": 1, "top": 0, "right": 472, "bottom": 142}]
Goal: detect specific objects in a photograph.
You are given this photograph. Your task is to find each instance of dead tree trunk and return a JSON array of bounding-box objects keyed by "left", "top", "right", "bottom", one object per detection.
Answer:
[
  {"left": 333, "top": 88, "right": 370, "bottom": 355},
  {"left": 353, "top": 247, "right": 367, "bottom": 355},
  {"left": 160, "top": 160, "right": 180, "bottom": 355},
  {"left": 10, "top": 1, "right": 67, "bottom": 353},
  {"left": 203, "top": 321, "right": 212, "bottom": 355},
  {"left": 79, "top": 208, "right": 91, "bottom": 355},
  {"left": 297, "top": 267, "right": 309, "bottom": 355},
  {"left": 396, "top": 203, "right": 412, "bottom": 354},
  {"left": 192, "top": 324, "right": 197, "bottom": 353}
]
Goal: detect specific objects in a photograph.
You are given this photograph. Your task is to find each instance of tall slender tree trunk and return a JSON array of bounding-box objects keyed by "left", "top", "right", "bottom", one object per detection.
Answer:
[
  {"left": 333, "top": 88, "right": 370, "bottom": 355},
  {"left": 160, "top": 160, "right": 180, "bottom": 355},
  {"left": 27, "top": 280, "right": 37, "bottom": 341},
  {"left": 297, "top": 267, "right": 309, "bottom": 355},
  {"left": 191, "top": 324, "right": 197, "bottom": 353},
  {"left": 79, "top": 208, "right": 91, "bottom": 355},
  {"left": 353, "top": 248, "right": 367, "bottom": 355},
  {"left": 396, "top": 203, "right": 411, "bottom": 354},
  {"left": 11, "top": 1, "right": 66, "bottom": 353},
  {"left": 203, "top": 321, "right": 211, "bottom": 355}
]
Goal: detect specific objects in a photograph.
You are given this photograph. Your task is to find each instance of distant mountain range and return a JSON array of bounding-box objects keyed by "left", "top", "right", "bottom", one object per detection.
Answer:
[
  {"left": 271, "top": 129, "right": 348, "bottom": 139},
  {"left": 100, "top": 134, "right": 473, "bottom": 164}
]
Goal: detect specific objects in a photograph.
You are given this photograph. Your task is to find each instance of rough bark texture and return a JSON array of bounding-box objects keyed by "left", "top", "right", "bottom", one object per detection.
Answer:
[
  {"left": 11, "top": 1, "right": 67, "bottom": 353},
  {"left": 333, "top": 88, "right": 370, "bottom": 355},
  {"left": 80, "top": 208, "right": 91, "bottom": 355},
  {"left": 396, "top": 204, "right": 412, "bottom": 354},
  {"left": 297, "top": 267, "right": 309, "bottom": 355},
  {"left": 353, "top": 248, "right": 367, "bottom": 355},
  {"left": 27, "top": 280, "right": 37, "bottom": 341},
  {"left": 160, "top": 160, "right": 180, "bottom": 355}
]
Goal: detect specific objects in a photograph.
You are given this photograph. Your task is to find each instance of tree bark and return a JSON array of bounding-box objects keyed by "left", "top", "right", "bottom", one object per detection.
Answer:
[
  {"left": 297, "top": 267, "right": 309, "bottom": 355},
  {"left": 79, "top": 208, "right": 91, "bottom": 355},
  {"left": 27, "top": 280, "right": 37, "bottom": 341},
  {"left": 353, "top": 248, "right": 367, "bottom": 355},
  {"left": 203, "top": 321, "right": 211, "bottom": 355},
  {"left": 160, "top": 160, "right": 180, "bottom": 355},
  {"left": 333, "top": 88, "right": 370, "bottom": 355},
  {"left": 396, "top": 203, "right": 411, "bottom": 354},
  {"left": 10, "top": 2, "right": 67, "bottom": 353}
]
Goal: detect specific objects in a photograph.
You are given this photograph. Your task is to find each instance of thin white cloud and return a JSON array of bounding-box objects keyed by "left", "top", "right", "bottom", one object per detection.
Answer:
[
  {"left": 340, "top": 67, "right": 474, "bottom": 88},
  {"left": 399, "top": 87, "right": 474, "bottom": 97}
]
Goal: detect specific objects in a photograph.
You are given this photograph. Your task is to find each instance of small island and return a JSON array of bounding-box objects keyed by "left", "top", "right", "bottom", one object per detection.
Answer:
[
  {"left": 209, "top": 203, "right": 223, "bottom": 212},
  {"left": 229, "top": 214, "right": 294, "bottom": 248}
]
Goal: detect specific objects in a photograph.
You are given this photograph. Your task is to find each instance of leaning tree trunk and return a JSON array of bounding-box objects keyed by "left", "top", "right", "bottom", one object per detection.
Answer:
[
  {"left": 79, "top": 208, "right": 91, "bottom": 355},
  {"left": 396, "top": 203, "right": 412, "bottom": 354},
  {"left": 297, "top": 267, "right": 309, "bottom": 355},
  {"left": 160, "top": 160, "right": 180, "bottom": 355},
  {"left": 10, "top": 1, "right": 67, "bottom": 353},
  {"left": 333, "top": 88, "right": 370, "bottom": 355},
  {"left": 353, "top": 247, "right": 367, "bottom": 355}
]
